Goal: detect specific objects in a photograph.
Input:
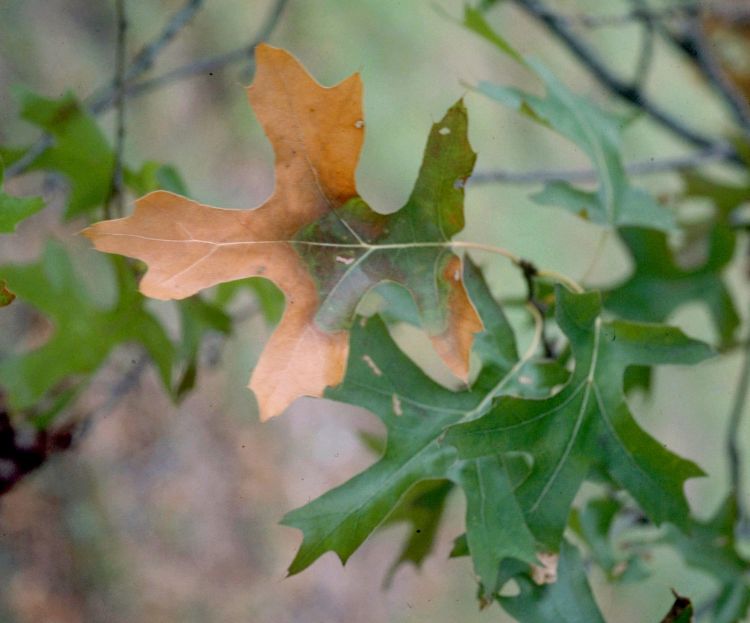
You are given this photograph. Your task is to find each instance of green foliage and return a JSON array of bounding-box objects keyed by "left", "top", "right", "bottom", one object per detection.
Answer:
[
  {"left": 284, "top": 260, "right": 563, "bottom": 596},
  {"left": 498, "top": 541, "right": 606, "bottom": 622},
  {"left": 124, "top": 161, "right": 189, "bottom": 196},
  {"left": 10, "top": 89, "right": 114, "bottom": 218},
  {"left": 445, "top": 287, "right": 711, "bottom": 546},
  {"left": 0, "top": 243, "right": 174, "bottom": 410},
  {"left": 606, "top": 226, "right": 739, "bottom": 347}
]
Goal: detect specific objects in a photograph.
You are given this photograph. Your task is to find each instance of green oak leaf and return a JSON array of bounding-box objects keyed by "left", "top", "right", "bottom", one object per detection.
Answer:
[
  {"left": 662, "top": 498, "right": 750, "bottom": 623},
  {"left": 11, "top": 88, "right": 113, "bottom": 218},
  {"left": 0, "top": 242, "right": 174, "bottom": 410},
  {"left": 0, "top": 160, "right": 45, "bottom": 233},
  {"left": 606, "top": 226, "right": 739, "bottom": 347},
  {"left": 497, "top": 540, "right": 606, "bottom": 622},
  {"left": 281, "top": 313, "right": 478, "bottom": 574},
  {"left": 281, "top": 259, "right": 566, "bottom": 597},
  {"left": 464, "top": 7, "right": 674, "bottom": 230},
  {"left": 451, "top": 453, "right": 537, "bottom": 597},
  {"left": 445, "top": 286, "right": 712, "bottom": 549}
]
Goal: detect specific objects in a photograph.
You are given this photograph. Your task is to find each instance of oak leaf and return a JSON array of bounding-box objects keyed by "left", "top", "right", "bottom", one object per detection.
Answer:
[
  {"left": 84, "top": 44, "right": 482, "bottom": 420},
  {"left": 445, "top": 287, "right": 712, "bottom": 548},
  {"left": 282, "top": 260, "right": 567, "bottom": 594}
]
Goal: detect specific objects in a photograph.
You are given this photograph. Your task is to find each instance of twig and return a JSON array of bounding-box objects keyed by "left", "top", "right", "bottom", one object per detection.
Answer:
[
  {"left": 628, "top": 0, "right": 656, "bottom": 90},
  {"left": 106, "top": 0, "right": 128, "bottom": 220},
  {"left": 122, "top": 0, "right": 290, "bottom": 100},
  {"left": 684, "top": 16, "right": 750, "bottom": 133},
  {"left": 509, "top": 0, "right": 740, "bottom": 163},
  {"left": 88, "top": 0, "right": 205, "bottom": 115},
  {"left": 447, "top": 240, "right": 584, "bottom": 293},
  {"left": 519, "top": 260, "right": 554, "bottom": 357},
  {"left": 639, "top": 17, "right": 750, "bottom": 136},
  {"left": 726, "top": 302, "right": 750, "bottom": 528},
  {"left": 6, "top": 0, "right": 284, "bottom": 182},
  {"left": 93, "top": 354, "right": 149, "bottom": 418},
  {"left": 524, "top": 3, "right": 750, "bottom": 29},
  {"left": 6, "top": 0, "right": 204, "bottom": 181},
  {"left": 469, "top": 144, "right": 732, "bottom": 186}
]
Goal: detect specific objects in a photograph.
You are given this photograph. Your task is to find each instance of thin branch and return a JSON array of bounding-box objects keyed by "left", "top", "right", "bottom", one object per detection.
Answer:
[
  {"left": 5, "top": 0, "right": 288, "bottom": 179},
  {"left": 649, "top": 14, "right": 750, "bottom": 134},
  {"left": 469, "top": 144, "right": 733, "bottom": 186},
  {"left": 88, "top": 0, "right": 205, "bottom": 115},
  {"left": 574, "top": 4, "right": 697, "bottom": 28},
  {"left": 509, "top": 0, "right": 740, "bottom": 163},
  {"left": 6, "top": 0, "right": 204, "bottom": 181},
  {"left": 628, "top": 0, "right": 656, "bottom": 91},
  {"left": 684, "top": 15, "right": 750, "bottom": 133},
  {"left": 528, "top": 2, "right": 750, "bottom": 29},
  {"left": 4, "top": 134, "right": 54, "bottom": 181},
  {"left": 726, "top": 301, "right": 750, "bottom": 528},
  {"left": 106, "top": 0, "right": 128, "bottom": 220},
  {"left": 93, "top": 354, "right": 149, "bottom": 419},
  {"left": 123, "top": 0, "right": 290, "bottom": 100}
]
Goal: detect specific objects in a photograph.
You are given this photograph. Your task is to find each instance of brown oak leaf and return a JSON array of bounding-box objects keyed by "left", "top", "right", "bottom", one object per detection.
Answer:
[{"left": 84, "top": 44, "right": 482, "bottom": 420}]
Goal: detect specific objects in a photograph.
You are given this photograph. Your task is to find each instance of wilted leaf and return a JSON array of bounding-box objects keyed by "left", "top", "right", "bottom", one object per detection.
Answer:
[
  {"left": 465, "top": 8, "right": 674, "bottom": 231},
  {"left": 0, "top": 159, "right": 44, "bottom": 233},
  {"left": 84, "top": 44, "right": 483, "bottom": 420},
  {"left": 0, "top": 243, "right": 174, "bottom": 410},
  {"left": 445, "top": 286, "right": 711, "bottom": 548},
  {"left": 120, "top": 158, "right": 229, "bottom": 398},
  {"left": 10, "top": 88, "right": 113, "bottom": 218}
]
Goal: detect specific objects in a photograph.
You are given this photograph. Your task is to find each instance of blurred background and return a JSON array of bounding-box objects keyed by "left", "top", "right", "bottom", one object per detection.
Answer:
[{"left": 0, "top": 0, "right": 747, "bottom": 621}]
